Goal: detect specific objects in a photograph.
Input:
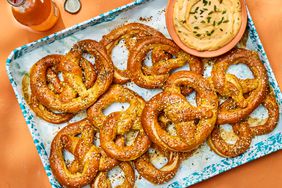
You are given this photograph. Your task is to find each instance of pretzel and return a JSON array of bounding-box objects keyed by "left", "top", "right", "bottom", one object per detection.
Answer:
[
  {"left": 248, "top": 92, "right": 279, "bottom": 136},
  {"left": 49, "top": 119, "right": 100, "bottom": 187},
  {"left": 30, "top": 39, "right": 113, "bottom": 113},
  {"left": 100, "top": 23, "right": 165, "bottom": 84},
  {"left": 211, "top": 48, "right": 268, "bottom": 124},
  {"left": 128, "top": 37, "right": 203, "bottom": 89},
  {"left": 208, "top": 122, "right": 253, "bottom": 158},
  {"left": 87, "top": 84, "right": 145, "bottom": 132},
  {"left": 100, "top": 112, "right": 151, "bottom": 161},
  {"left": 142, "top": 71, "right": 218, "bottom": 152},
  {"left": 208, "top": 89, "right": 279, "bottom": 157},
  {"left": 91, "top": 162, "right": 135, "bottom": 188},
  {"left": 22, "top": 73, "right": 74, "bottom": 124},
  {"left": 134, "top": 145, "right": 181, "bottom": 184}
]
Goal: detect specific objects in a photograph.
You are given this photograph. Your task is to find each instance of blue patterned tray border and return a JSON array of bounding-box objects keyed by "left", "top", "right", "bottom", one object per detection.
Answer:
[{"left": 5, "top": 1, "right": 282, "bottom": 187}]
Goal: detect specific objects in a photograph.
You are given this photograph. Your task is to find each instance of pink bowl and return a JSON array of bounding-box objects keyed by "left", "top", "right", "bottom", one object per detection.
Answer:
[{"left": 166, "top": 0, "right": 248, "bottom": 58}]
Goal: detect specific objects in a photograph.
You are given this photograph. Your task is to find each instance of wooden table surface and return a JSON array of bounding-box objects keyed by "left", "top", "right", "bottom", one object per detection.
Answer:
[{"left": 0, "top": 0, "right": 281, "bottom": 187}]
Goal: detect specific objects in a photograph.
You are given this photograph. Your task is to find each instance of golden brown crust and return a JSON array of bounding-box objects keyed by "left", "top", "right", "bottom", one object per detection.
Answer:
[
  {"left": 22, "top": 73, "right": 74, "bottom": 124},
  {"left": 207, "top": 122, "right": 253, "bottom": 158},
  {"left": 211, "top": 48, "right": 268, "bottom": 124},
  {"left": 142, "top": 71, "right": 218, "bottom": 152},
  {"left": 30, "top": 40, "right": 114, "bottom": 113},
  {"left": 249, "top": 91, "right": 279, "bottom": 136},
  {"left": 87, "top": 84, "right": 145, "bottom": 131},
  {"left": 100, "top": 113, "right": 151, "bottom": 161},
  {"left": 128, "top": 37, "right": 203, "bottom": 89},
  {"left": 49, "top": 119, "right": 100, "bottom": 187},
  {"left": 134, "top": 146, "right": 181, "bottom": 184},
  {"left": 100, "top": 23, "right": 165, "bottom": 84},
  {"left": 91, "top": 162, "right": 135, "bottom": 188}
]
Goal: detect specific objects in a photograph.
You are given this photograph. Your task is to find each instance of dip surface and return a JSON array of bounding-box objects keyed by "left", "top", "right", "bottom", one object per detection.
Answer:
[{"left": 173, "top": 0, "right": 242, "bottom": 51}]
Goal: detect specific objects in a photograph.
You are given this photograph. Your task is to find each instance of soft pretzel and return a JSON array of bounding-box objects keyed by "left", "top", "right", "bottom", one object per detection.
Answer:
[
  {"left": 208, "top": 122, "right": 253, "bottom": 158},
  {"left": 49, "top": 119, "right": 100, "bottom": 187},
  {"left": 100, "top": 23, "right": 165, "bottom": 84},
  {"left": 211, "top": 48, "right": 268, "bottom": 124},
  {"left": 91, "top": 162, "right": 135, "bottom": 188},
  {"left": 128, "top": 37, "right": 203, "bottom": 89},
  {"left": 22, "top": 73, "right": 74, "bottom": 124},
  {"left": 134, "top": 145, "right": 181, "bottom": 184},
  {"left": 100, "top": 113, "right": 151, "bottom": 161},
  {"left": 30, "top": 39, "right": 113, "bottom": 113},
  {"left": 142, "top": 71, "right": 218, "bottom": 152},
  {"left": 87, "top": 84, "right": 145, "bottom": 132},
  {"left": 208, "top": 90, "right": 279, "bottom": 157}
]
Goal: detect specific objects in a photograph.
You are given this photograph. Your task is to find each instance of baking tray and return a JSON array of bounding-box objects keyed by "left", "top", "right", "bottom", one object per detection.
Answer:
[{"left": 6, "top": 0, "right": 282, "bottom": 187}]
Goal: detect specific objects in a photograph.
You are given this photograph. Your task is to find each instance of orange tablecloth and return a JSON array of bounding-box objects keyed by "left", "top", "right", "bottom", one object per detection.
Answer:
[{"left": 0, "top": 0, "right": 281, "bottom": 187}]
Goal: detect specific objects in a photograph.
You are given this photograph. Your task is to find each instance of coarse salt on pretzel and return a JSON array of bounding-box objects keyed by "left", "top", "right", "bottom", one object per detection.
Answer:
[
  {"left": 128, "top": 37, "right": 203, "bottom": 89},
  {"left": 49, "top": 119, "right": 100, "bottom": 187},
  {"left": 211, "top": 48, "right": 268, "bottom": 124},
  {"left": 100, "top": 112, "right": 151, "bottom": 161},
  {"left": 91, "top": 162, "right": 135, "bottom": 188},
  {"left": 134, "top": 145, "right": 181, "bottom": 184},
  {"left": 100, "top": 23, "right": 166, "bottom": 84},
  {"left": 142, "top": 71, "right": 218, "bottom": 152},
  {"left": 208, "top": 122, "right": 253, "bottom": 158},
  {"left": 22, "top": 73, "right": 74, "bottom": 124},
  {"left": 30, "top": 39, "right": 113, "bottom": 113},
  {"left": 87, "top": 84, "right": 145, "bottom": 132},
  {"left": 208, "top": 89, "right": 279, "bottom": 157}
]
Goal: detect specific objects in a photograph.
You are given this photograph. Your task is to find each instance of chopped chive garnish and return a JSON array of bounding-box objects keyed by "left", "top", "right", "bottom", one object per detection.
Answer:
[
  {"left": 203, "top": 8, "right": 208, "bottom": 11},
  {"left": 220, "top": 28, "right": 223, "bottom": 31},
  {"left": 213, "top": 20, "right": 216, "bottom": 26},
  {"left": 209, "top": 1, "right": 211, "bottom": 5},
  {"left": 201, "top": 20, "right": 206, "bottom": 24},
  {"left": 182, "top": 20, "right": 187, "bottom": 24},
  {"left": 190, "top": 11, "right": 196, "bottom": 14},
  {"left": 222, "top": 10, "right": 227, "bottom": 14},
  {"left": 196, "top": 34, "right": 201, "bottom": 37},
  {"left": 207, "top": 30, "right": 215, "bottom": 36},
  {"left": 219, "top": 0, "right": 223, "bottom": 4},
  {"left": 194, "top": 26, "right": 200, "bottom": 29},
  {"left": 200, "top": 10, "right": 204, "bottom": 15},
  {"left": 214, "top": 5, "right": 217, "bottom": 12},
  {"left": 207, "top": 17, "right": 211, "bottom": 23},
  {"left": 193, "top": 31, "right": 197, "bottom": 33},
  {"left": 194, "top": 15, "right": 198, "bottom": 19},
  {"left": 208, "top": 11, "right": 214, "bottom": 15},
  {"left": 223, "top": 20, "right": 229, "bottom": 23},
  {"left": 195, "top": 7, "right": 199, "bottom": 12},
  {"left": 217, "top": 17, "right": 224, "bottom": 25}
]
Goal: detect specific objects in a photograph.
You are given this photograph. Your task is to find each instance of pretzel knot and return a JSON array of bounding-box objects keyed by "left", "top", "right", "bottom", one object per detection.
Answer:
[
  {"left": 142, "top": 71, "right": 218, "bottom": 152},
  {"left": 211, "top": 48, "right": 268, "bottom": 124},
  {"left": 49, "top": 119, "right": 100, "bottom": 187},
  {"left": 128, "top": 37, "right": 203, "bottom": 89},
  {"left": 30, "top": 39, "right": 114, "bottom": 114},
  {"left": 208, "top": 90, "right": 279, "bottom": 158},
  {"left": 87, "top": 84, "right": 145, "bottom": 132},
  {"left": 91, "top": 162, "right": 135, "bottom": 188},
  {"left": 22, "top": 67, "right": 74, "bottom": 124},
  {"left": 134, "top": 145, "right": 181, "bottom": 184}
]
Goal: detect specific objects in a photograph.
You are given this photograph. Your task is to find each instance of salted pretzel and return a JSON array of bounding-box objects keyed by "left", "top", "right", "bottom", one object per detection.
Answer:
[
  {"left": 100, "top": 112, "right": 151, "bottom": 161},
  {"left": 128, "top": 37, "right": 203, "bottom": 89},
  {"left": 22, "top": 73, "right": 74, "bottom": 124},
  {"left": 87, "top": 84, "right": 145, "bottom": 132},
  {"left": 100, "top": 23, "right": 166, "bottom": 84},
  {"left": 49, "top": 119, "right": 100, "bottom": 187},
  {"left": 208, "top": 90, "right": 279, "bottom": 157},
  {"left": 134, "top": 145, "right": 181, "bottom": 184},
  {"left": 211, "top": 48, "right": 268, "bottom": 124},
  {"left": 30, "top": 39, "right": 113, "bottom": 113},
  {"left": 142, "top": 71, "right": 218, "bottom": 152},
  {"left": 91, "top": 162, "right": 135, "bottom": 188}
]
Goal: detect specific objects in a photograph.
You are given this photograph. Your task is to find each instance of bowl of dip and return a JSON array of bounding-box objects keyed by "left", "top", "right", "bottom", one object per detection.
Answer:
[{"left": 166, "top": 0, "right": 247, "bottom": 57}]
